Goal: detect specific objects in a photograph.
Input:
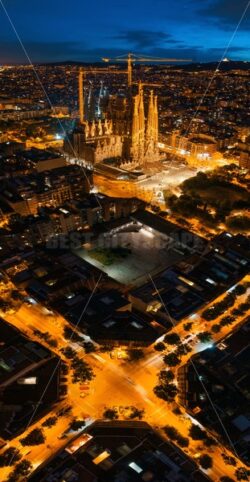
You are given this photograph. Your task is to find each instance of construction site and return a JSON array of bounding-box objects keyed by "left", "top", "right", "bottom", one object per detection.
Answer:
[{"left": 64, "top": 53, "right": 191, "bottom": 171}]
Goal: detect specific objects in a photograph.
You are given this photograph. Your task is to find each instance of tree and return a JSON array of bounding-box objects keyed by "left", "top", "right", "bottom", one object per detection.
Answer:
[
  {"left": 103, "top": 408, "right": 118, "bottom": 420},
  {"left": 183, "top": 322, "right": 193, "bottom": 332},
  {"left": 16, "top": 460, "right": 32, "bottom": 476},
  {"left": 0, "top": 300, "right": 10, "bottom": 313},
  {"left": 11, "top": 290, "right": 21, "bottom": 301},
  {"left": 197, "top": 331, "right": 212, "bottom": 343},
  {"left": 239, "top": 301, "right": 249, "bottom": 312},
  {"left": 159, "top": 370, "right": 175, "bottom": 384},
  {"left": 231, "top": 308, "right": 242, "bottom": 317},
  {"left": 60, "top": 347, "right": 76, "bottom": 359},
  {"left": 42, "top": 416, "right": 57, "bottom": 428},
  {"left": 163, "top": 425, "right": 189, "bottom": 447},
  {"left": 154, "top": 342, "right": 166, "bottom": 352},
  {"left": 100, "top": 345, "right": 113, "bottom": 353},
  {"left": 220, "top": 316, "right": 234, "bottom": 327},
  {"left": 202, "top": 294, "right": 236, "bottom": 321},
  {"left": 7, "top": 473, "right": 18, "bottom": 482},
  {"left": 164, "top": 425, "right": 179, "bottom": 440},
  {"left": 0, "top": 447, "right": 21, "bottom": 467},
  {"left": 154, "top": 383, "right": 178, "bottom": 402},
  {"left": 202, "top": 307, "right": 216, "bottom": 321},
  {"left": 235, "top": 468, "right": 250, "bottom": 481},
  {"left": 126, "top": 348, "right": 145, "bottom": 362},
  {"left": 128, "top": 407, "right": 145, "bottom": 420},
  {"left": 71, "top": 357, "right": 94, "bottom": 383},
  {"left": 63, "top": 326, "right": 82, "bottom": 342},
  {"left": 163, "top": 353, "right": 180, "bottom": 367},
  {"left": 20, "top": 428, "right": 45, "bottom": 446},
  {"left": 83, "top": 341, "right": 96, "bottom": 354},
  {"left": 164, "top": 333, "right": 181, "bottom": 345},
  {"left": 57, "top": 405, "right": 72, "bottom": 417},
  {"left": 47, "top": 338, "right": 58, "bottom": 348},
  {"left": 226, "top": 215, "right": 250, "bottom": 233},
  {"left": 189, "top": 424, "right": 206, "bottom": 440},
  {"left": 71, "top": 420, "right": 86, "bottom": 431},
  {"left": 199, "top": 454, "right": 213, "bottom": 470},
  {"left": 233, "top": 284, "right": 247, "bottom": 296},
  {"left": 177, "top": 435, "right": 189, "bottom": 447},
  {"left": 7, "top": 459, "right": 32, "bottom": 481},
  {"left": 212, "top": 324, "right": 221, "bottom": 333},
  {"left": 176, "top": 344, "right": 188, "bottom": 356},
  {"left": 222, "top": 454, "right": 236, "bottom": 466},
  {"left": 61, "top": 363, "right": 69, "bottom": 375},
  {"left": 172, "top": 406, "right": 181, "bottom": 415},
  {"left": 204, "top": 436, "right": 216, "bottom": 447},
  {"left": 163, "top": 383, "right": 178, "bottom": 400}
]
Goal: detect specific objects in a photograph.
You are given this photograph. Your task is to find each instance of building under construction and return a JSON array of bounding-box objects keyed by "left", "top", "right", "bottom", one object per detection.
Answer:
[{"left": 64, "top": 68, "right": 160, "bottom": 169}]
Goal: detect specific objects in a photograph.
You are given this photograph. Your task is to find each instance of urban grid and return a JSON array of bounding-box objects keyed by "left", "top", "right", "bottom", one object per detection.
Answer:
[{"left": 0, "top": 1, "right": 249, "bottom": 481}]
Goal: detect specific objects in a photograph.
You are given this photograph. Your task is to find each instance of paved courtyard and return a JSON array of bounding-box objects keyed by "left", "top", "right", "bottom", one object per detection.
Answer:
[{"left": 75, "top": 228, "right": 184, "bottom": 285}]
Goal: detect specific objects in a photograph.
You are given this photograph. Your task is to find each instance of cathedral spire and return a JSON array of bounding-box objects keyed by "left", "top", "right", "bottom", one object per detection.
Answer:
[
  {"left": 146, "top": 90, "right": 154, "bottom": 141},
  {"left": 131, "top": 95, "right": 140, "bottom": 161},
  {"left": 138, "top": 84, "right": 145, "bottom": 163},
  {"left": 154, "top": 95, "right": 158, "bottom": 143}
]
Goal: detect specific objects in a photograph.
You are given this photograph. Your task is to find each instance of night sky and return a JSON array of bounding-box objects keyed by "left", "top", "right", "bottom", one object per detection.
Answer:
[{"left": 0, "top": 0, "right": 249, "bottom": 63}]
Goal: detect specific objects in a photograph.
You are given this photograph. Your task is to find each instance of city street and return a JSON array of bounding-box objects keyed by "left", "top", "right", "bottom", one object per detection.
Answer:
[{"left": 0, "top": 275, "right": 249, "bottom": 481}]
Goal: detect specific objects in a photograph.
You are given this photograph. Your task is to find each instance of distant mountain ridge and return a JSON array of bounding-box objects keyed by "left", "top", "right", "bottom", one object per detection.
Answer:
[
  {"left": 171, "top": 60, "right": 250, "bottom": 72},
  {"left": 39, "top": 60, "right": 250, "bottom": 71}
]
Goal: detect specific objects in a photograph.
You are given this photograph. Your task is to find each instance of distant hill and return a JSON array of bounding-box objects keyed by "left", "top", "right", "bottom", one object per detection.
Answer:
[
  {"left": 39, "top": 60, "right": 250, "bottom": 72},
  {"left": 39, "top": 60, "right": 106, "bottom": 67},
  {"left": 170, "top": 60, "right": 250, "bottom": 72}
]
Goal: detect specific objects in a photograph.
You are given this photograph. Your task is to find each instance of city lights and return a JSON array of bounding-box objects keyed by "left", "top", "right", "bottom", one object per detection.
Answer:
[{"left": 0, "top": 1, "right": 249, "bottom": 481}]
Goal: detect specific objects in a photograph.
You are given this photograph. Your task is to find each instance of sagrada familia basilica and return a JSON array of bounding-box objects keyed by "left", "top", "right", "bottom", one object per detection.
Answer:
[{"left": 64, "top": 70, "right": 160, "bottom": 169}]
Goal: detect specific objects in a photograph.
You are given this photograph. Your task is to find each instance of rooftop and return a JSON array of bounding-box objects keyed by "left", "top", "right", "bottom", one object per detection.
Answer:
[
  {"left": 130, "top": 232, "right": 249, "bottom": 322},
  {"left": 88, "top": 310, "right": 160, "bottom": 346},
  {"left": 30, "top": 421, "right": 211, "bottom": 482},
  {"left": 180, "top": 321, "right": 250, "bottom": 465},
  {"left": 0, "top": 319, "right": 60, "bottom": 438}
]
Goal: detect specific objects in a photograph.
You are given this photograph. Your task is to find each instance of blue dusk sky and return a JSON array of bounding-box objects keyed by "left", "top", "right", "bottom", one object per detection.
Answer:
[{"left": 0, "top": 0, "right": 249, "bottom": 63}]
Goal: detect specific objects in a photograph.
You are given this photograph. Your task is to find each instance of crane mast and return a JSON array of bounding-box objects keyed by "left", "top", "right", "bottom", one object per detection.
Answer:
[
  {"left": 102, "top": 53, "right": 191, "bottom": 87},
  {"left": 78, "top": 66, "right": 128, "bottom": 124},
  {"left": 127, "top": 53, "right": 132, "bottom": 87},
  {"left": 78, "top": 67, "right": 85, "bottom": 124},
  {"left": 78, "top": 53, "right": 191, "bottom": 123}
]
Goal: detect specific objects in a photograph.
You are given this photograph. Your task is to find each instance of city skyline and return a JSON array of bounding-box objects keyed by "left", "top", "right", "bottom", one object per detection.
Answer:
[
  {"left": 0, "top": 1, "right": 249, "bottom": 481},
  {"left": 0, "top": 0, "right": 249, "bottom": 63}
]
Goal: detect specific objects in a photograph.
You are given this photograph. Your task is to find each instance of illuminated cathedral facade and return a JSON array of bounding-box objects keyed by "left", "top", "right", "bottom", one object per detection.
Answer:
[{"left": 64, "top": 71, "right": 160, "bottom": 169}]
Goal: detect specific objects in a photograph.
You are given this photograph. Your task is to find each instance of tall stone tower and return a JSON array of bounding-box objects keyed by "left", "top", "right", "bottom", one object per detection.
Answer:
[
  {"left": 138, "top": 82, "right": 145, "bottom": 162},
  {"left": 131, "top": 94, "right": 140, "bottom": 162},
  {"left": 144, "top": 91, "right": 159, "bottom": 163},
  {"left": 146, "top": 91, "right": 154, "bottom": 142},
  {"left": 130, "top": 84, "right": 159, "bottom": 166},
  {"left": 154, "top": 95, "right": 158, "bottom": 144}
]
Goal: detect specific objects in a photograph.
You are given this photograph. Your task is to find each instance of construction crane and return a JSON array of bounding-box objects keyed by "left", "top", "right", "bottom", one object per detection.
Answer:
[
  {"left": 132, "top": 81, "right": 163, "bottom": 88},
  {"left": 78, "top": 67, "right": 85, "bottom": 124},
  {"left": 102, "top": 53, "right": 192, "bottom": 87},
  {"left": 84, "top": 67, "right": 127, "bottom": 75},
  {"left": 78, "top": 66, "right": 128, "bottom": 124}
]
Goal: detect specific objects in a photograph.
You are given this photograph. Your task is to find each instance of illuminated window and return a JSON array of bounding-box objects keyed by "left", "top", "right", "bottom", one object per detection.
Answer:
[
  {"left": 93, "top": 450, "right": 111, "bottom": 465},
  {"left": 18, "top": 377, "right": 37, "bottom": 385},
  {"left": 0, "top": 360, "right": 11, "bottom": 372},
  {"left": 129, "top": 462, "right": 143, "bottom": 473},
  {"left": 205, "top": 277, "right": 217, "bottom": 286}
]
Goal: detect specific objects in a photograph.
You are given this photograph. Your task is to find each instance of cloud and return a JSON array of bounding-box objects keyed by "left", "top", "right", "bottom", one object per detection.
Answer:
[
  {"left": 0, "top": 40, "right": 87, "bottom": 63},
  {"left": 199, "top": 0, "right": 250, "bottom": 29},
  {"left": 112, "top": 30, "right": 182, "bottom": 49},
  {"left": 0, "top": 40, "right": 248, "bottom": 64}
]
